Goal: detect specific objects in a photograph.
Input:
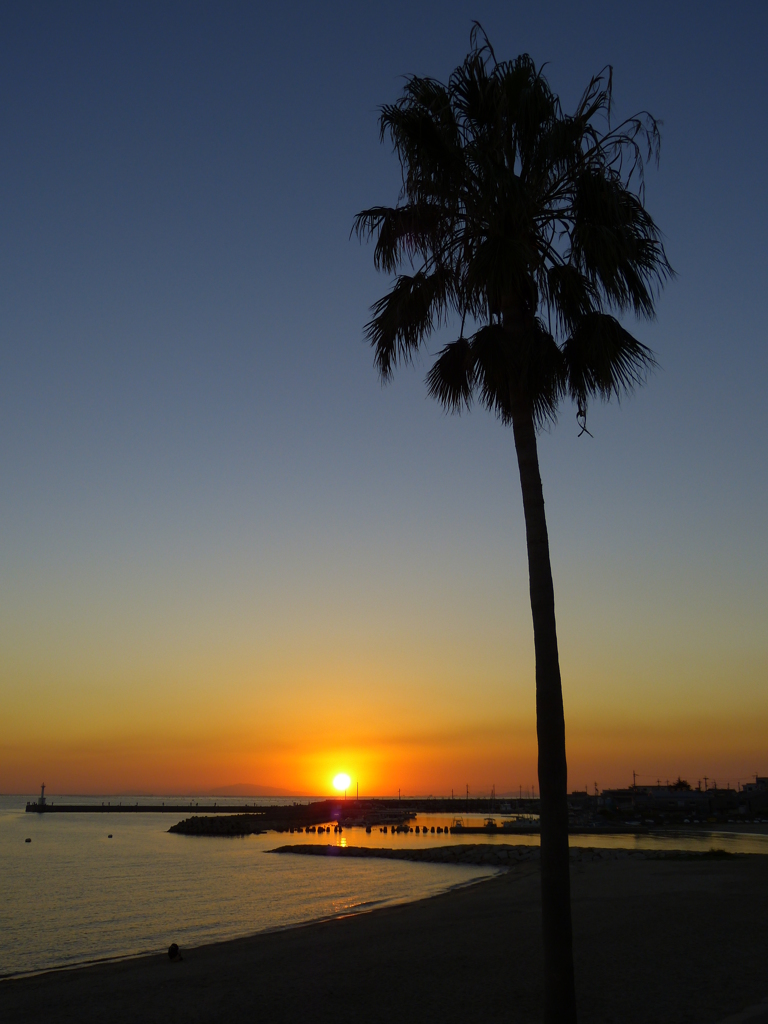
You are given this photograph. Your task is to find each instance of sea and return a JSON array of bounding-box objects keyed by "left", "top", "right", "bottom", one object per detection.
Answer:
[{"left": 2, "top": 794, "right": 767, "bottom": 980}]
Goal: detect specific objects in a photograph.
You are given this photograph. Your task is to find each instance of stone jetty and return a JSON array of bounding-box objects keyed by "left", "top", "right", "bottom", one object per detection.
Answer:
[
  {"left": 271, "top": 842, "right": 534, "bottom": 866},
  {"left": 270, "top": 843, "right": 740, "bottom": 866},
  {"left": 169, "top": 814, "right": 267, "bottom": 836}
]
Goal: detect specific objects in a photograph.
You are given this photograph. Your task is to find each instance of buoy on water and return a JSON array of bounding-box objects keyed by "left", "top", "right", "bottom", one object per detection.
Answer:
[
  {"left": 25, "top": 838, "right": 31, "bottom": 843},
  {"left": 108, "top": 834, "right": 113, "bottom": 839}
]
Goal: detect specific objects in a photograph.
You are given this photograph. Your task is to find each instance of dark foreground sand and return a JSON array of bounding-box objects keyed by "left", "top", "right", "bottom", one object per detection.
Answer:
[{"left": 2, "top": 851, "right": 767, "bottom": 1024}]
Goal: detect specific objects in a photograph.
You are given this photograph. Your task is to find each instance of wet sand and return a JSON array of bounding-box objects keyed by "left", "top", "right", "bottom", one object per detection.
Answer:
[{"left": 2, "top": 852, "right": 767, "bottom": 1023}]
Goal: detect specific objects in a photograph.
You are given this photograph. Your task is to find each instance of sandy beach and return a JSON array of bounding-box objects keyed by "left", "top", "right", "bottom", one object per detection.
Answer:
[{"left": 2, "top": 850, "right": 767, "bottom": 1024}]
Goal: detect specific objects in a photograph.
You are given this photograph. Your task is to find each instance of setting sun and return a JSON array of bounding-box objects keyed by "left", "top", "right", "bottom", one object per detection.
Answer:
[{"left": 333, "top": 773, "right": 351, "bottom": 793}]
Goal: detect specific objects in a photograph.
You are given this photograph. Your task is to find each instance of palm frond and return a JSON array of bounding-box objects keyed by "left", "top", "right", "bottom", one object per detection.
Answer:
[
  {"left": 425, "top": 336, "right": 475, "bottom": 411},
  {"left": 471, "top": 321, "right": 565, "bottom": 427},
  {"left": 352, "top": 204, "right": 442, "bottom": 274},
  {"left": 544, "top": 264, "right": 598, "bottom": 331},
  {"left": 562, "top": 312, "right": 658, "bottom": 408},
  {"left": 364, "top": 269, "right": 452, "bottom": 380},
  {"left": 569, "top": 170, "right": 672, "bottom": 317}
]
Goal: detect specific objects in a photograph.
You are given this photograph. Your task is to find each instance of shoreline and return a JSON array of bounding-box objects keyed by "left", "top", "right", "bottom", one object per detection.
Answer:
[
  {"left": 7, "top": 841, "right": 748, "bottom": 982},
  {"left": 0, "top": 852, "right": 499, "bottom": 984},
  {"left": 2, "top": 852, "right": 767, "bottom": 1023}
]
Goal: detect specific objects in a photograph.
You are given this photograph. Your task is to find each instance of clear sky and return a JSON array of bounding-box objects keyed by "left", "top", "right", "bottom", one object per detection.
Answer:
[{"left": 1, "top": 1, "right": 766, "bottom": 796}]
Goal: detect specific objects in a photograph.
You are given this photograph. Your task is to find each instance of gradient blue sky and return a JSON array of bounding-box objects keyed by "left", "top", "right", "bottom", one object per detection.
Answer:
[{"left": 1, "top": 1, "right": 766, "bottom": 794}]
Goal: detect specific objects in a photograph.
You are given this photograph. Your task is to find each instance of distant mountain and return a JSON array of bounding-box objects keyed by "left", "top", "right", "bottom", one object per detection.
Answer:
[{"left": 203, "top": 783, "right": 297, "bottom": 797}]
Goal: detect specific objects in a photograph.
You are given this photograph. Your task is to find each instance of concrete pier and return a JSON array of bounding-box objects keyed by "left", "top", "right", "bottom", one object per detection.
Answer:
[{"left": 25, "top": 802, "right": 276, "bottom": 814}]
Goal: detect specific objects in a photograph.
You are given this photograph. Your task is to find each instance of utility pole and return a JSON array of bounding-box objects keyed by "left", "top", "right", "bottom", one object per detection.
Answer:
[
  {"left": 632, "top": 770, "right": 636, "bottom": 789},
  {"left": 704, "top": 776, "right": 708, "bottom": 791},
  {"left": 466, "top": 784, "right": 469, "bottom": 812}
]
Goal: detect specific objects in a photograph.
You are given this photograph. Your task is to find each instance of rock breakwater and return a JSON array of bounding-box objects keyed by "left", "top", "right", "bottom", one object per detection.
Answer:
[
  {"left": 270, "top": 843, "right": 740, "bottom": 866},
  {"left": 169, "top": 814, "right": 267, "bottom": 836}
]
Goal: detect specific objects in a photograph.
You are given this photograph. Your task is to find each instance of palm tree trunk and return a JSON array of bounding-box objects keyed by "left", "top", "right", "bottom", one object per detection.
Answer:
[{"left": 511, "top": 401, "right": 577, "bottom": 1024}]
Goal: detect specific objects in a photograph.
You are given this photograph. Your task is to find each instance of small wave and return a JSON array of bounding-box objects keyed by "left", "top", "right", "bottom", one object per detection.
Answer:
[{"left": 0, "top": 947, "right": 162, "bottom": 983}]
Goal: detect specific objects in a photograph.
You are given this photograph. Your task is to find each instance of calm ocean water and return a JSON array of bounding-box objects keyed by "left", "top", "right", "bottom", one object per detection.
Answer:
[
  {"left": 0, "top": 795, "right": 496, "bottom": 979},
  {"left": 3, "top": 794, "right": 767, "bottom": 979}
]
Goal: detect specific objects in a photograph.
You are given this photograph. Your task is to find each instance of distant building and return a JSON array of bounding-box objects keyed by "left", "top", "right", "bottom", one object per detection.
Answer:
[
  {"left": 601, "top": 782, "right": 723, "bottom": 817},
  {"left": 742, "top": 777, "right": 768, "bottom": 793},
  {"left": 740, "top": 778, "right": 768, "bottom": 816}
]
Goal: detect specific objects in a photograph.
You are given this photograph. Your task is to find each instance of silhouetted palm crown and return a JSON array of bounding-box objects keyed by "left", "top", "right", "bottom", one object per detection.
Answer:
[{"left": 354, "top": 31, "right": 672, "bottom": 429}]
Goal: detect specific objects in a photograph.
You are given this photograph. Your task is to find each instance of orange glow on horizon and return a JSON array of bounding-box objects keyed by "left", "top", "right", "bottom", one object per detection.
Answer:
[
  {"left": 2, "top": 640, "right": 766, "bottom": 797},
  {"left": 2, "top": 707, "right": 766, "bottom": 796}
]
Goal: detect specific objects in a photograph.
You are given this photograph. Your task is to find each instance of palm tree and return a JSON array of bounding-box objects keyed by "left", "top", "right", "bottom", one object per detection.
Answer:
[{"left": 354, "top": 26, "right": 672, "bottom": 1023}]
